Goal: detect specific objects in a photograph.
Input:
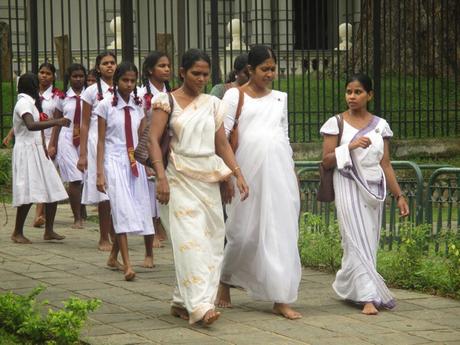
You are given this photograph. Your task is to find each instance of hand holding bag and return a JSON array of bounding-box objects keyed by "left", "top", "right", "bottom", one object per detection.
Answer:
[
  {"left": 317, "top": 114, "right": 343, "bottom": 202},
  {"left": 134, "top": 93, "right": 174, "bottom": 168}
]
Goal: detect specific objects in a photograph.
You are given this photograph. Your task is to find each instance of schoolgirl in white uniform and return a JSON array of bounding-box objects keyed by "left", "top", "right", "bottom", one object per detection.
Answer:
[
  {"left": 49, "top": 63, "right": 86, "bottom": 229},
  {"left": 78, "top": 52, "right": 116, "bottom": 252},
  {"left": 95, "top": 61, "right": 155, "bottom": 281},
  {"left": 11, "top": 73, "right": 70, "bottom": 244},
  {"left": 138, "top": 51, "right": 171, "bottom": 248}
]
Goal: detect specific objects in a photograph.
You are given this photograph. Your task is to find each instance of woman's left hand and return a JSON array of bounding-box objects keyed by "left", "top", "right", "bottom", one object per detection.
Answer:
[
  {"left": 397, "top": 196, "right": 409, "bottom": 217},
  {"left": 236, "top": 175, "right": 249, "bottom": 201}
]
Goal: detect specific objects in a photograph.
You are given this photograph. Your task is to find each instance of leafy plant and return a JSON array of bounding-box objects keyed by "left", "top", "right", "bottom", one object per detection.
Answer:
[{"left": 0, "top": 285, "right": 101, "bottom": 345}]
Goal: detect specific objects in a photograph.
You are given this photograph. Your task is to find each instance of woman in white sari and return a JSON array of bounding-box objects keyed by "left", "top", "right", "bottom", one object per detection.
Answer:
[
  {"left": 320, "top": 73, "right": 409, "bottom": 315},
  {"left": 217, "top": 45, "right": 302, "bottom": 320},
  {"left": 149, "top": 49, "right": 249, "bottom": 325}
]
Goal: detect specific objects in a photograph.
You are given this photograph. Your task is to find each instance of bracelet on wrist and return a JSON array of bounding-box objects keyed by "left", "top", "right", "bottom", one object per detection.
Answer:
[
  {"left": 232, "top": 166, "right": 241, "bottom": 176},
  {"left": 395, "top": 193, "right": 404, "bottom": 201}
]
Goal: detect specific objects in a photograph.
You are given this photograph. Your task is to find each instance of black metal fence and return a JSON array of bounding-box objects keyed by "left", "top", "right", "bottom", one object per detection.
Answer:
[{"left": 0, "top": 0, "right": 459, "bottom": 142}]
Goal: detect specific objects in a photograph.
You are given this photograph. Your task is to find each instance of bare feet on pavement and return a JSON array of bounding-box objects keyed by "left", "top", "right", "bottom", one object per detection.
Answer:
[
  {"left": 202, "top": 309, "right": 220, "bottom": 325},
  {"left": 215, "top": 283, "right": 232, "bottom": 308},
  {"left": 143, "top": 255, "right": 155, "bottom": 268},
  {"left": 362, "top": 303, "right": 379, "bottom": 315},
  {"left": 43, "top": 232, "right": 65, "bottom": 241},
  {"left": 124, "top": 266, "right": 136, "bottom": 281},
  {"left": 107, "top": 257, "right": 124, "bottom": 271},
  {"left": 171, "top": 306, "right": 189, "bottom": 320},
  {"left": 152, "top": 236, "right": 164, "bottom": 248},
  {"left": 98, "top": 240, "right": 112, "bottom": 252},
  {"left": 11, "top": 234, "right": 32, "bottom": 244},
  {"left": 33, "top": 216, "right": 45, "bottom": 228},
  {"left": 273, "top": 303, "right": 302, "bottom": 320}
]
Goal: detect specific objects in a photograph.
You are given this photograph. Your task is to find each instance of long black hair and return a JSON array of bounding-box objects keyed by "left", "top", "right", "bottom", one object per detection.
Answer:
[
  {"left": 111, "top": 61, "right": 141, "bottom": 106},
  {"left": 345, "top": 73, "right": 373, "bottom": 93},
  {"left": 247, "top": 45, "right": 277, "bottom": 69},
  {"left": 63, "top": 63, "right": 87, "bottom": 92},
  {"left": 180, "top": 48, "right": 211, "bottom": 78},
  {"left": 95, "top": 51, "right": 117, "bottom": 100},
  {"left": 225, "top": 53, "right": 249, "bottom": 83},
  {"left": 18, "top": 73, "right": 42, "bottom": 113}
]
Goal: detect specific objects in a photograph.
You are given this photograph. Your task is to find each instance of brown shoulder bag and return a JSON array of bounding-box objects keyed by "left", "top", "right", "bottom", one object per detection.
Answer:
[
  {"left": 228, "top": 88, "right": 244, "bottom": 152},
  {"left": 134, "top": 93, "right": 174, "bottom": 168},
  {"left": 317, "top": 114, "right": 344, "bottom": 202}
]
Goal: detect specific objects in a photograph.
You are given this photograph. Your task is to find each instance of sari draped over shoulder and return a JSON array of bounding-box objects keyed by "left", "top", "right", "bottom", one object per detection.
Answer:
[
  {"left": 154, "top": 92, "right": 231, "bottom": 324},
  {"left": 321, "top": 115, "right": 395, "bottom": 309}
]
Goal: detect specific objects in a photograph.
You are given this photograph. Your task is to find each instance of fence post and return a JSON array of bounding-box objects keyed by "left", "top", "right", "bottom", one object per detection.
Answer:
[
  {"left": 372, "top": 0, "right": 381, "bottom": 115},
  {"left": 120, "top": 0, "right": 134, "bottom": 63},
  {"left": 210, "top": 0, "right": 220, "bottom": 85},
  {"left": 29, "top": 0, "right": 39, "bottom": 73}
]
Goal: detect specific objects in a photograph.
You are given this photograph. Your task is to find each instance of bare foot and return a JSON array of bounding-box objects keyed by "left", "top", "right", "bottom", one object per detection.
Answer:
[
  {"left": 273, "top": 303, "right": 302, "bottom": 320},
  {"left": 98, "top": 240, "right": 112, "bottom": 252},
  {"left": 107, "top": 257, "right": 124, "bottom": 271},
  {"left": 215, "top": 283, "right": 232, "bottom": 308},
  {"left": 43, "top": 232, "right": 65, "bottom": 241},
  {"left": 171, "top": 306, "right": 189, "bottom": 320},
  {"left": 33, "top": 216, "right": 45, "bottom": 228},
  {"left": 362, "top": 303, "right": 379, "bottom": 315},
  {"left": 124, "top": 267, "right": 136, "bottom": 281},
  {"left": 11, "top": 234, "right": 32, "bottom": 244},
  {"left": 71, "top": 221, "right": 84, "bottom": 229},
  {"left": 155, "top": 219, "right": 167, "bottom": 241},
  {"left": 152, "top": 236, "right": 164, "bottom": 248},
  {"left": 202, "top": 309, "right": 221, "bottom": 326},
  {"left": 143, "top": 255, "right": 155, "bottom": 268}
]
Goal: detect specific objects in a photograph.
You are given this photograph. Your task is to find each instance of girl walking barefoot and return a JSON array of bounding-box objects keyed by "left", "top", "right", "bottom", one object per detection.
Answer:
[
  {"left": 11, "top": 73, "right": 70, "bottom": 244},
  {"left": 96, "top": 61, "right": 155, "bottom": 280},
  {"left": 49, "top": 64, "right": 87, "bottom": 229},
  {"left": 78, "top": 52, "right": 116, "bottom": 252},
  {"left": 139, "top": 51, "right": 171, "bottom": 248}
]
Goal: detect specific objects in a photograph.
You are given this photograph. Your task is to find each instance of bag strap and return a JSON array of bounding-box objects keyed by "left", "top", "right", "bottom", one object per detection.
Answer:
[
  {"left": 166, "top": 92, "right": 174, "bottom": 127},
  {"left": 232, "top": 88, "right": 244, "bottom": 130},
  {"left": 336, "top": 113, "right": 344, "bottom": 146}
]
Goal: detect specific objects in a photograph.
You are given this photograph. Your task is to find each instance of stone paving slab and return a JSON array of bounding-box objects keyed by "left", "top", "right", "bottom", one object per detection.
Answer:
[{"left": 1, "top": 204, "right": 460, "bottom": 345}]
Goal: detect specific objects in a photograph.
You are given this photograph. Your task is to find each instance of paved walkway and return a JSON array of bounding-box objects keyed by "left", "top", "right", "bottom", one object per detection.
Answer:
[{"left": 1, "top": 205, "right": 460, "bottom": 345}]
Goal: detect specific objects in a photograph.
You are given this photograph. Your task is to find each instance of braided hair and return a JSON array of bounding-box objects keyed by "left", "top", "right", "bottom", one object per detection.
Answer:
[
  {"left": 141, "top": 51, "right": 171, "bottom": 110},
  {"left": 18, "top": 73, "right": 43, "bottom": 113},
  {"left": 63, "top": 63, "right": 87, "bottom": 92},
  {"left": 94, "top": 51, "right": 116, "bottom": 101},
  {"left": 111, "top": 61, "right": 141, "bottom": 107}
]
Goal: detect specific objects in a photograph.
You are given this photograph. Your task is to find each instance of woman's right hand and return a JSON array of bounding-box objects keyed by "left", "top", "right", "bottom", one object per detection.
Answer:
[
  {"left": 77, "top": 155, "right": 87, "bottom": 172},
  {"left": 348, "top": 136, "right": 371, "bottom": 151},
  {"left": 236, "top": 175, "right": 249, "bottom": 201},
  {"left": 156, "top": 176, "right": 170, "bottom": 205},
  {"left": 96, "top": 173, "right": 107, "bottom": 193},
  {"left": 58, "top": 117, "right": 71, "bottom": 127}
]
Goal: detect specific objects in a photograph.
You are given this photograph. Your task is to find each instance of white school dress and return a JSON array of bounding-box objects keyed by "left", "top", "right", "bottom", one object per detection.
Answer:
[
  {"left": 94, "top": 95, "right": 154, "bottom": 235},
  {"left": 80, "top": 80, "right": 112, "bottom": 204},
  {"left": 12, "top": 93, "right": 68, "bottom": 207},
  {"left": 137, "top": 81, "right": 166, "bottom": 218},
  {"left": 40, "top": 85, "right": 61, "bottom": 146},
  {"left": 55, "top": 88, "right": 84, "bottom": 182}
]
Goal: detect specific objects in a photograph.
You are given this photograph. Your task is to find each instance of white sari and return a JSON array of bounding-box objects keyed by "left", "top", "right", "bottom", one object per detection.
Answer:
[
  {"left": 320, "top": 115, "right": 395, "bottom": 308},
  {"left": 221, "top": 88, "right": 301, "bottom": 304},
  {"left": 154, "top": 93, "right": 232, "bottom": 324}
]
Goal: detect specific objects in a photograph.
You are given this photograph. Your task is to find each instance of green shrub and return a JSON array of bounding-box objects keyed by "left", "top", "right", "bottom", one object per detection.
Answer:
[
  {"left": 0, "top": 285, "right": 101, "bottom": 345},
  {"left": 0, "top": 150, "right": 12, "bottom": 187}
]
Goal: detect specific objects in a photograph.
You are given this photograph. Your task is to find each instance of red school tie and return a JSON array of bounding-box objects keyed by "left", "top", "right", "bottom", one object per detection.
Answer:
[
  {"left": 39, "top": 96, "right": 49, "bottom": 121},
  {"left": 124, "top": 106, "right": 139, "bottom": 177},
  {"left": 72, "top": 95, "right": 81, "bottom": 147}
]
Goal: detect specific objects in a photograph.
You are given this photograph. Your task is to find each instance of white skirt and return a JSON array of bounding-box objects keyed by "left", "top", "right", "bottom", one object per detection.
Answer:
[
  {"left": 105, "top": 152, "right": 154, "bottom": 235},
  {"left": 56, "top": 130, "right": 83, "bottom": 183},
  {"left": 81, "top": 130, "right": 109, "bottom": 205},
  {"left": 12, "top": 142, "right": 68, "bottom": 207}
]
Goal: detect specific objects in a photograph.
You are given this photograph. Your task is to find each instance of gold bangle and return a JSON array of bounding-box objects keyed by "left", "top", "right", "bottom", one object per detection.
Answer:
[
  {"left": 151, "top": 159, "right": 162, "bottom": 165},
  {"left": 232, "top": 166, "right": 240, "bottom": 175}
]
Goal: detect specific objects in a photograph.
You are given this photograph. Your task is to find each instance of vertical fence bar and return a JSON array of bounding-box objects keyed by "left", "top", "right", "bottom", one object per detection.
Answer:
[
  {"left": 29, "top": 0, "right": 38, "bottom": 72},
  {"left": 210, "top": 0, "right": 219, "bottom": 86},
  {"left": 373, "top": 0, "right": 381, "bottom": 116},
  {"left": 42, "top": 0, "right": 47, "bottom": 61},
  {"left": 120, "top": 0, "right": 134, "bottom": 62},
  {"left": 23, "top": 0, "right": 29, "bottom": 72}
]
